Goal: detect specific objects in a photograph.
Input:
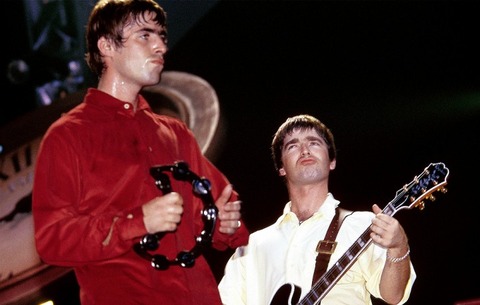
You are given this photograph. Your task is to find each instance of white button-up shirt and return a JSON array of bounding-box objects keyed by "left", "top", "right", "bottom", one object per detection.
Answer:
[{"left": 218, "top": 193, "right": 416, "bottom": 305}]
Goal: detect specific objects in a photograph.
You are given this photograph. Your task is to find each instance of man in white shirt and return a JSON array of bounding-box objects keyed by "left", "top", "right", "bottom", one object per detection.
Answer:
[{"left": 218, "top": 114, "right": 415, "bottom": 305}]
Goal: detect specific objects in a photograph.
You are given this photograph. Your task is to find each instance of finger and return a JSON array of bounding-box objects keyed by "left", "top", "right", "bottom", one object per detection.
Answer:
[
  {"left": 223, "top": 200, "right": 242, "bottom": 212},
  {"left": 166, "top": 207, "right": 183, "bottom": 222},
  {"left": 371, "top": 204, "right": 382, "bottom": 214},
  {"left": 370, "top": 232, "right": 384, "bottom": 245},
  {"left": 223, "top": 219, "right": 241, "bottom": 228},
  {"left": 218, "top": 201, "right": 241, "bottom": 221},
  {"left": 164, "top": 192, "right": 183, "bottom": 206},
  {"left": 219, "top": 207, "right": 241, "bottom": 221},
  {"left": 216, "top": 184, "right": 233, "bottom": 206},
  {"left": 219, "top": 219, "right": 242, "bottom": 234},
  {"left": 163, "top": 221, "right": 179, "bottom": 232},
  {"left": 218, "top": 227, "right": 235, "bottom": 234}
]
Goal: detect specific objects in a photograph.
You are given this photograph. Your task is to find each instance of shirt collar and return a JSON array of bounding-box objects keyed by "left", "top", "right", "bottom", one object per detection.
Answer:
[
  {"left": 276, "top": 193, "right": 340, "bottom": 226},
  {"left": 84, "top": 88, "right": 153, "bottom": 116}
]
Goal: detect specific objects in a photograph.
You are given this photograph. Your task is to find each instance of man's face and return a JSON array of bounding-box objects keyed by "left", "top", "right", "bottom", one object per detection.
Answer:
[
  {"left": 279, "top": 128, "right": 336, "bottom": 186},
  {"left": 107, "top": 11, "right": 168, "bottom": 88}
]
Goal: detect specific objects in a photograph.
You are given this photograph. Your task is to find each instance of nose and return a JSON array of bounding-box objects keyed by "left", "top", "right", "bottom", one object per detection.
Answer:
[
  {"left": 154, "top": 37, "right": 168, "bottom": 54},
  {"left": 155, "top": 44, "right": 167, "bottom": 54},
  {"left": 301, "top": 144, "right": 310, "bottom": 156}
]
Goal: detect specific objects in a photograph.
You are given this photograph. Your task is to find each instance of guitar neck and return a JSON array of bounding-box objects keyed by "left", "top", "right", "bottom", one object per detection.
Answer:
[
  {"left": 299, "top": 203, "right": 398, "bottom": 305},
  {"left": 299, "top": 228, "right": 371, "bottom": 305}
]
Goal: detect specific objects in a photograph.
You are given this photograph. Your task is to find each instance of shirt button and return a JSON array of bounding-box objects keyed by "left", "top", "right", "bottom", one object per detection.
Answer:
[
  {"left": 127, "top": 214, "right": 133, "bottom": 219},
  {"left": 124, "top": 103, "right": 130, "bottom": 110}
]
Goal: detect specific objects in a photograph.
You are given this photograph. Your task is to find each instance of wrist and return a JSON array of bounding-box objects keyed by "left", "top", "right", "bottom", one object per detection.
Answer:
[{"left": 386, "top": 246, "right": 410, "bottom": 263}]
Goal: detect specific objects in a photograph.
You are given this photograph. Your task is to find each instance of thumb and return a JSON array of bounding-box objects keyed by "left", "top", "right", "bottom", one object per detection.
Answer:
[
  {"left": 216, "top": 184, "right": 233, "bottom": 206},
  {"left": 371, "top": 204, "right": 382, "bottom": 214}
]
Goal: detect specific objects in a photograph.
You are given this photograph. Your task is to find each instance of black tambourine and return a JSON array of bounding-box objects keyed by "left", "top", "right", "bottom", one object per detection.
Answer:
[{"left": 133, "top": 161, "right": 218, "bottom": 270}]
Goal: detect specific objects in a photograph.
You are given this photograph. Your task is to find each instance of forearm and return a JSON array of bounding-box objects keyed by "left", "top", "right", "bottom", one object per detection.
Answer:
[
  {"left": 379, "top": 246, "right": 411, "bottom": 304},
  {"left": 34, "top": 205, "right": 145, "bottom": 266}
]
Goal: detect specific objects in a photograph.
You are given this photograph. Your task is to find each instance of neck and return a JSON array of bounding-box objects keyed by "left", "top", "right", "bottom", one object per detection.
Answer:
[
  {"left": 288, "top": 185, "right": 329, "bottom": 221},
  {"left": 97, "top": 75, "right": 141, "bottom": 107}
]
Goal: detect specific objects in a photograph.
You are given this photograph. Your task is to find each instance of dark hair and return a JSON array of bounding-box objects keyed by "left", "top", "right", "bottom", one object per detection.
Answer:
[
  {"left": 85, "top": 0, "right": 167, "bottom": 77},
  {"left": 271, "top": 114, "right": 336, "bottom": 172}
]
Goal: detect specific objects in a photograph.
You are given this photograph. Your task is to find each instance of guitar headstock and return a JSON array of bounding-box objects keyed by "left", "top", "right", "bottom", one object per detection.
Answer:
[{"left": 388, "top": 162, "right": 449, "bottom": 214}]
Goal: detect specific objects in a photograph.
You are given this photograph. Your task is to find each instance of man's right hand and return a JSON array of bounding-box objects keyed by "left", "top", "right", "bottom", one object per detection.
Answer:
[{"left": 142, "top": 192, "right": 184, "bottom": 234}]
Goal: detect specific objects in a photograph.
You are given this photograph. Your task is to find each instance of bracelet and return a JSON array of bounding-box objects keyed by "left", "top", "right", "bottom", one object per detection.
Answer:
[{"left": 386, "top": 247, "right": 410, "bottom": 263}]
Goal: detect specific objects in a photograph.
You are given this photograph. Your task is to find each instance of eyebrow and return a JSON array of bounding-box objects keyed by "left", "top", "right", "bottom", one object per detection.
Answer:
[
  {"left": 283, "top": 135, "right": 324, "bottom": 149},
  {"left": 283, "top": 138, "right": 299, "bottom": 148},
  {"left": 137, "top": 27, "right": 158, "bottom": 34},
  {"left": 134, "top": 22, "right": 166, "bottom": 35},
  {"left": 305, "top": 135, "right": 324, "bottom": 142}
]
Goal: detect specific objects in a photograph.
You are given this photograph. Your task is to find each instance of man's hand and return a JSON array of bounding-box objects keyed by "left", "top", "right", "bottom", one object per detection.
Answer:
[
  {"left": 216, "top": 184, "right": 243, "bottom": 234},
  {"left": 142, "top": 192, "right": 184, "bottom": 234},
  {"left": 370, "top": 204, "right": 409, "bottom": 254}
]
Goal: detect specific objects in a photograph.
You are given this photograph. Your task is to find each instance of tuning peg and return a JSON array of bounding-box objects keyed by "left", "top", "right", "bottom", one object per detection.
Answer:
[
  {"left": 440, "top": 187, "right": 448, "bottom": 194},
  {"left": 427, "top": 194, "right": 436, "bottom": 202},
  {"left": 417, "top": 201, "right": 425, "bottom": 210}
]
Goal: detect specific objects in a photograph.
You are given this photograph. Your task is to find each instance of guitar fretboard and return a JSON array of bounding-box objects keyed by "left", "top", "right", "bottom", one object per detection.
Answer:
[
  {"left": 299, "top": 203, "right": 400, "bottom": 305},
  {"left": 299, "top": 226, "right": 372, "bottom": 305}
]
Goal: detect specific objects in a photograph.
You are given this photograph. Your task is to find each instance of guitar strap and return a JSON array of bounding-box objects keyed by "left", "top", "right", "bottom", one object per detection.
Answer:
[{"left": 312, "top": 207, "right": 349, "bottom": 285}]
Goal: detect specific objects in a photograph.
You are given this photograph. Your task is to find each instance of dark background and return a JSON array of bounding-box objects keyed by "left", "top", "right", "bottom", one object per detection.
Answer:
[
  {"left": 1, "top": 1, "right": 479, "bottom": 304},
  {"left": 172, "top": 2, "right": 479, "bottom": 304}
]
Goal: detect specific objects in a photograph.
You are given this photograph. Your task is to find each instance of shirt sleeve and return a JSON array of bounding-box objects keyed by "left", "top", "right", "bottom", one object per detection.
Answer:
[
  {"left": 32, "top": 127, "right": 145, "bottom": 266},
  {"left": 218, "top": 246, "right": 248, "bottom": 305}
]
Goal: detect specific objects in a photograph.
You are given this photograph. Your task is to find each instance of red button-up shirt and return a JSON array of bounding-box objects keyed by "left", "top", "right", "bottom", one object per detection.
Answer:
[{"left": 32, "top": 88, "right": 249, "bottom": 305}]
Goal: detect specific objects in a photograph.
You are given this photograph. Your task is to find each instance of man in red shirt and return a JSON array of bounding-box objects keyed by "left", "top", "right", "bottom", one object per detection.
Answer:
[{"left": 32, "top": 1, "right": 249, "bottom": 304}]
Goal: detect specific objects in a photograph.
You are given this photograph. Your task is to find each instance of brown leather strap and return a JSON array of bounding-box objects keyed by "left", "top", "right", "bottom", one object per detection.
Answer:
[{"left": 312, "top": 208, "right": 342, "bottom": 285}]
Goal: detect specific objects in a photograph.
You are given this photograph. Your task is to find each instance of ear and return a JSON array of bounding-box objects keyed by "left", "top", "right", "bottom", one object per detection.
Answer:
[
  {"left": 278, "top": 168, "right": 286, "bottom": 176},
  {"left": 98, "top": 37, "right": 114, "bottom": 56},
  {"left": 329, "top": 159, "right": 336, "bottom": 170}
]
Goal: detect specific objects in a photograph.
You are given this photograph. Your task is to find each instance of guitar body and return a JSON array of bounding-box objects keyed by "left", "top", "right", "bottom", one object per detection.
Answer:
[{"left": 270, "top": 283, "right": 302, "bottom": 305}]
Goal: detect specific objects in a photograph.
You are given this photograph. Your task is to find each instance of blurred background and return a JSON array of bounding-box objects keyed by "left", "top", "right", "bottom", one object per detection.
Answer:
[{"left": 0, "top": 0, "right": 478, "bottom": 304}]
